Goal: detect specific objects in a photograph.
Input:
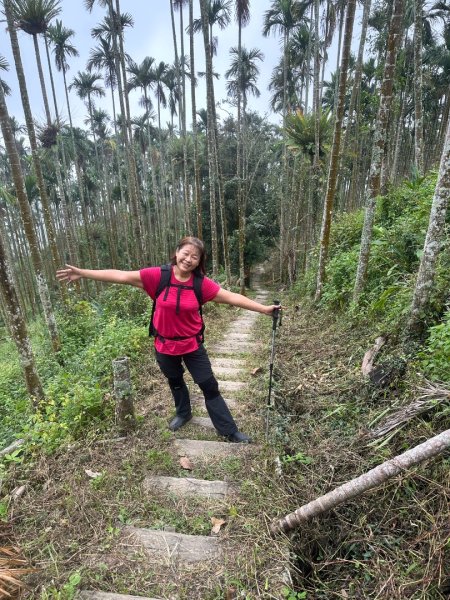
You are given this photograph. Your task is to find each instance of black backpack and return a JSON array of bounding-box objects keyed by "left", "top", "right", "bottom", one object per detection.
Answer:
[{"left": 149, "top": 264, "right": 205, "bottom": 342}]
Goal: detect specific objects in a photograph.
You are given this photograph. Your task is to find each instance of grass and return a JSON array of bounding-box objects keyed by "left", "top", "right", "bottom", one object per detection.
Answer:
[{"left": 272, "top": 297, "right": 450, "bottom": 599}]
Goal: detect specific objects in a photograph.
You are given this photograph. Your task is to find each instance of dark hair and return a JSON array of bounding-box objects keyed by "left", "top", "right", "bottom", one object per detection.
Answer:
[{"left": 171, "top": 236, "right": 206, "bottom": 274}]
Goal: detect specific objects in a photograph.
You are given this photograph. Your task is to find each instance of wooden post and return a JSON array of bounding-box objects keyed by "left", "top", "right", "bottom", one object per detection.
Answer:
[{"left": 112, "top": 357, "right": 136, "bottom": 435}]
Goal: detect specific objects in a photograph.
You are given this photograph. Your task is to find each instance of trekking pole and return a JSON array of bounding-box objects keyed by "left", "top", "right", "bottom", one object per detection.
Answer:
[{"left": 265, "top": 300, "right": 281, "bottom": 441}]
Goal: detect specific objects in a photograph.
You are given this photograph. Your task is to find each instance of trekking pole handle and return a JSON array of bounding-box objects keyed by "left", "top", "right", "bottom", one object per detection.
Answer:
[{"left": 272, "top": 300, "right": 281, "bottom": 330}]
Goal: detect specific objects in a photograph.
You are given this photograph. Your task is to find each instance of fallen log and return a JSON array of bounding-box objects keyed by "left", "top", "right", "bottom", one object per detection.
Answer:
[
  {"left": 270, "top": 428, "right": 450, "bottom": 535},
  {"left": 0, "top": 440, "right": 24, "bottom": 458}
]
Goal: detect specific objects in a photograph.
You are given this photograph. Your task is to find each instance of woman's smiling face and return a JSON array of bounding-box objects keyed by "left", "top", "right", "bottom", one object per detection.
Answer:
[{"left": 175, "top": 243, "right": 201, "bottom": 275}]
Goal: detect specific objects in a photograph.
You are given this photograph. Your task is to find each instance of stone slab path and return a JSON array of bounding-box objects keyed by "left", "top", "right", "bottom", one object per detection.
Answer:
[{"left": 78, "top": 273, "right": 284, "bottom": 599}]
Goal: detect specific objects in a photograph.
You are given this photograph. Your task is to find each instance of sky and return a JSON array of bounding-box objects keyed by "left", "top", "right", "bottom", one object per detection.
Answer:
[{"left": 1, "top": 0, "right": 287, "bottom": 132}]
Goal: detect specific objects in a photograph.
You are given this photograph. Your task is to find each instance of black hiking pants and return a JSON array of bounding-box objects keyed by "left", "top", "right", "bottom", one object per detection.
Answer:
[{"left": 155, "top": 344, "right": 238, "bottom": 436}]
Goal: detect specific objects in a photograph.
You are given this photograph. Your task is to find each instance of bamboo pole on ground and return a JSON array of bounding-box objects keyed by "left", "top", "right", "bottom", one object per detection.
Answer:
[{"left": 270, "top": 429, "right": 450, "bottom": 535}]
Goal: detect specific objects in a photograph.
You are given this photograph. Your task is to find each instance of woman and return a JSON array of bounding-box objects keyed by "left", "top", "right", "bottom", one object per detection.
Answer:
[{"left": 57, "top": 236, "right": 280, "bottom": 443}]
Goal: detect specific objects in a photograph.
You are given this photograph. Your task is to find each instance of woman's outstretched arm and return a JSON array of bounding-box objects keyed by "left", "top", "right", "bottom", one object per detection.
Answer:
[
  {"left": 213, "top": 288, "right": 281, "bottom": 316},
  {"left": 56, "top": 264, "right": 144, "bottom": 288}
]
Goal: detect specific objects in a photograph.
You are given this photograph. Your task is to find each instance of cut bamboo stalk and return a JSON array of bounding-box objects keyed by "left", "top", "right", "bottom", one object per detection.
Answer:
[{"left": 271, "top": 429, "right": 450, "bottom": 535}]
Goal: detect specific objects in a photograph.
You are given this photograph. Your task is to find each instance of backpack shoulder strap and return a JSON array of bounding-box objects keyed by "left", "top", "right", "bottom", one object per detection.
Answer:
[
  {"left": 155, "top": 264, "right": 172, "bottom": 298},
  {"left": 149, "top": 264, "right": 172, "bottom": 336},
  {"left": 193, "top": 271, "right": 205, "bottom": 342},
  {"left": 192, "top": 271, "right": 204, "bottom": 306}
]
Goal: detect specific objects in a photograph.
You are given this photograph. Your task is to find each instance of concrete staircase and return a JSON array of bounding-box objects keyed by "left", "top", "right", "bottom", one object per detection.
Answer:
[{"left": 79, "top": 282, "right": 283, "bottom": 599}]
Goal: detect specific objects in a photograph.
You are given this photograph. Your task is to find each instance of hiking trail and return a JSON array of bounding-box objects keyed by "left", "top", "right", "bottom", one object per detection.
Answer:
[{"left": 78, "top": 268, "right": 289, "bottom": 600}]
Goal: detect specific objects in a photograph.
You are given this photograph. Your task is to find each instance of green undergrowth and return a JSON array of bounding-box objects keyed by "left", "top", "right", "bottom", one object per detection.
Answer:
[
  {"left": 0, "top": 286, "right": 151, "bottom": 453},
  {"left": 299, "top": 172, "right": 450, "bottom": 343}
]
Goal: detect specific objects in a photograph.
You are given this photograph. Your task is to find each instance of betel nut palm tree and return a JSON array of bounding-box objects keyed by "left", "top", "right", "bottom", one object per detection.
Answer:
[
  {"left": 4, "top": 0, "right": 61, "bottom": 279},
  {"left": 8, "top": 0, "right": 61, "bottom": 124},
  {"left": 231, "top": 0, "right": 249, "bottom": 293},
  {"left": 87, "top": 0, "right": 145, "bottom": 263},
  {"left": 226, "top": 45, "right": 263, "bottom": 294},
  {"left": 263, "top": 0, "right": 304, "bottom": 279},
  {"left": 353, "top": 0, "right": 405, "bottom": 301},
  {"left": 0, "top": 38, "right": 60, "bottom": 355},
  {"left": 315, "top": 0, "right": 357, "bottom": 301}
]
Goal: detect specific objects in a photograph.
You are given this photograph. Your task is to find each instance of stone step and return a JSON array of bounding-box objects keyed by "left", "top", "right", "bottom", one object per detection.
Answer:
[
  {"left": 143, "top": 475, "right": 231, "bottom": 499},
  {"left": 210, "top": 345, "right": 251, "bottom": 356},
  {"left": 174, "top": 438, "right": 252, "bottom": 458},
  {"left": 213, "top": 366, "right": 244, "bottom": 378},
  {"left": 210, "top": 357, "right": 247, "bottom": 368},
  {"left": 229, "top": 323, "right": 254, "bottom": 330},
  {"left": 212, "top": 341, "right": 252, "bottom": 351},
  {"left": 124, "top": 527, "right": 220, "bottom": 564},
  {"left": 190, "top": 416, "right": 215, "bottom": 429},
  {"left": 190, "top": 394, "right": 237, "bottom": 410},
  {"left": 217, "top": 380, "right": 246, "bottom": 392},
  {"left": 78, "top": 593, "right": 160, "bottom": 600},
  {"left": 221, "top": 332, "right": 252, "bottom": 340}
]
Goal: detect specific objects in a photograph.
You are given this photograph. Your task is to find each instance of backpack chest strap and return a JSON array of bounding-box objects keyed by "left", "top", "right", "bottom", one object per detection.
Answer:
[{"left": 162, "top": 282, "right": 196, "bottom": 314}]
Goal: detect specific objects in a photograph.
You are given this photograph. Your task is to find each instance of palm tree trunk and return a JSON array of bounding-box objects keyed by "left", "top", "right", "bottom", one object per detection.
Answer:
[
  {"left": 305, "top": 3, "right": 313, "bottom": 113},
  {"left": 0, "top": 229, "right": 44, "bottom": 406},
  {"left": 271, "top": 427, "right": 450, "bottom": 535},
  {"left": 341, "top": 0, "right": 371, "bottom": 155},
  {"left": 315, "top": 0, "right": 356, "bottom": 302},
  {"left": 353, "top": 0, "right": 404, "bottom": 301},
  {"left": 189, "top": 0, "right": 203, "bottom": 239},
  {"left": 413, "top": 0, "right": 424, "bottom": 175},
  {"left": 237, "top": 16, "right": 245, "bottom": 293},
  {"left": 170, "top": 0, "right": 191, "bottom": 234},
  {"left": 437, "top": 91, "right": 450, "bottom": 165},
  {"left": 199, "top": 0, "right": 219, "bottom": 275},
  {"left": 0, "top": 80, "right": 61, "bottom": 355},
  {"left": 43, "top": 33, "right": 81, "bottom": 272},
  {"left": 407, "top": 117, "right": 450, "bottom": 334},
  {"left": 391, "top": 81, "right": 409, "bottom": 184},
  {"left": 32, "top": 32, "right": 52, "bottom": 124},
  {"left": 107, "top": 0, "right": 144, "bottom": 264}
]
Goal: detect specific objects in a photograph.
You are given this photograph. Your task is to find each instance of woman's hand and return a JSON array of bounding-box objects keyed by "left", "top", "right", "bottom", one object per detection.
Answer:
[
  {"left": 263, "top": 304, "right": 285, "bottom": 316},
  {"left": 56, "top": 264, "right": 83, "bottom": 283}
]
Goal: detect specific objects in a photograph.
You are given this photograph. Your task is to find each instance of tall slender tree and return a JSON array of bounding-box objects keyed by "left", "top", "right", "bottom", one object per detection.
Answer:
[
  {"left": 88, "top": 0, "right": 144, "bottom": 263},
  {"left": 263, "top": 0, "right": 303, "bottom": 279},
  {"left": 413, "top": 0, "right": 424, "bottom": 174},
  {"left": 407, "top": 116, "right": 450, "bottom": 334},
  {"left": 188, "top": 0, "right": 203, "bottom": 239},
  {"left": 226, "top": 46, "right": 263, "bottom": 292},
  {"left": 4, "top": 0, "right": 62, "bottom": 275},
  {"left": 0, "top": 66, "right": 60, "bottom": 354},
  {"left": 199, "top": 0, "right": 220, "bottom": 275},
  {"left": 0, "top": 228, "right": 44, "bottom": 405},
  {"left": 233, "top": 0, "right": 250, "bottom": 293},
  {"left": 9, "top": 0, "right": 62, "bottom": 124},
  {"left": 315, "top": 0, "right": 356, "bottom": 301},
  {"left": 353, "top": 0, "right": 405, "bottom": 300}
]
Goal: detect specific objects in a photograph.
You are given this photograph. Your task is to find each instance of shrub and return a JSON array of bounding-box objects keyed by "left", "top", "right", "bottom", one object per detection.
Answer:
[
  {"left": 419, "top": 311, "right": 450, "bottom": 383},
  {"left": 1, "top": 298, "right": 149, "bottom": 454}
]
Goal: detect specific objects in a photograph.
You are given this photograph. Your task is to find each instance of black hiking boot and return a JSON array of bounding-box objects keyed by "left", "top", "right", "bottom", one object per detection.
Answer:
[
  {"left": 226, "top": 430, "right": 252, "bottom": 443},
  {"left": 168, "top": 414, "right": 192, "bottom": 432}
]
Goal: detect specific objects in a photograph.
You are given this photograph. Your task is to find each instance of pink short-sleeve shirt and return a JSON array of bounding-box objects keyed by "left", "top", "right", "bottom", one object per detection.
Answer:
[{"left": 140, "top": 266, "right": 221, "bottom": 355}]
